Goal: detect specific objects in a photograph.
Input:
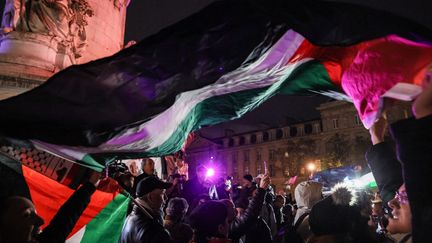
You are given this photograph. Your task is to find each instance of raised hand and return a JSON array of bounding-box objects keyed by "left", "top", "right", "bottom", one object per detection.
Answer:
[{"left": 369, "top": 114, "right": 388, "bottom": 145}]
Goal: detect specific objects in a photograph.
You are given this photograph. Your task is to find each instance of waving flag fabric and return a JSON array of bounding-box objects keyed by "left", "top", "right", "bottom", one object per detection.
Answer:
[
  {"left": 0, "top": 152, "right": 129, "bottom": 243},
  {"left": 23, "top": 167, "right": 129, "bottom": 243},
  {"left": 4, "top": 30, "right": 428, "bottom": 168},
  {"left": 0, "top": 0, "right": 432, "bottom": 167}
]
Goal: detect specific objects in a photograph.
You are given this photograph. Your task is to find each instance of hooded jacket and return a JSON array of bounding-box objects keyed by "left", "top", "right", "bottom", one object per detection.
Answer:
[{"left": 293, "top": 181, "right": 323, "bottom": 224}]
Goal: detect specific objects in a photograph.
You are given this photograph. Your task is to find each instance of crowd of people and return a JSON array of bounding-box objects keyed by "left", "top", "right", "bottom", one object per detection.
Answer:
[{"left": 1, "top": 74, "right": 431, "bottom": 243}]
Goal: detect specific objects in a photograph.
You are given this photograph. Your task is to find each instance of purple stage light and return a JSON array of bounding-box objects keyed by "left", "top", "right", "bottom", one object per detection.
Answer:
[{"left": 206, "top": 168, "right": 215, "bottom": 177}]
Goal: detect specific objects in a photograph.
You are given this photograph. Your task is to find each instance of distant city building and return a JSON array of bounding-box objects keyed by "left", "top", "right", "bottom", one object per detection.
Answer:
[{"left": 185, "top": 100, "right": 412, "bottom": 192}]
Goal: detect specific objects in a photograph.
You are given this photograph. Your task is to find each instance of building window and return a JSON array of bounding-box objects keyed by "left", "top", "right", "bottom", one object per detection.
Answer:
[
  {"left": 304, "top": 124, "right": 313, "bottom": 134},
  {"left": 256, "top": 150, "right": 262, "bottom": 161},
  {"left": 289, "top": 127, "right": 298, "bottom": 137},
  {"left": 269, "top": 149, "right": 276, "bottom": 161},
  {"left": 232, "top": 152, "right": 238, "bottom": 164},
  {"left": 276, "top": 129, "right": 283, "bottom": 139},
  {"left": 239, "top": 136, "right": 245, "bottom": 145},
  {"left": 354, "top": 115, "right": 360, "bottom": 125},
  {"left": 244, "top": 150, "right": 250, "bottom": 162},
  {"left": 228, "top": 138, "right": 234, "bottom": 147},
  {"left": 244, "top": 166, "right": 249, "bottom": 173},
  {"left": 250, "top": 134, "right": 257, "bottom": 144},
  {"left": 269, "top": 164, "right": 275, "bottom": 177},
  {"left": 332, "top": 119, "right": 339, "bottom": 129},
  {"left": 262, "top": 132, "right": 269, "bottom": 142},
  {"left": 256, "top": 164, "right": 262, "bottom": 175}
]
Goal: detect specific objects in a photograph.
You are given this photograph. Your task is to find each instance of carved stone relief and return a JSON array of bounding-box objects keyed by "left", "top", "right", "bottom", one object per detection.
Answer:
[
  {"left": 1, "top": 0, "right": 94, "bottom": 60},
  {"left": 111, "top": 0, "right": 130, "bottom": 9}
]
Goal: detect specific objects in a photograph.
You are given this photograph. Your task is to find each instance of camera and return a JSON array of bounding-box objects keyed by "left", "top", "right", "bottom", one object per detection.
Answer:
[
  {"left": 105, "top": 161, "right": 129, "bottom": 177},
  {"left": 169, "top": 173, "right": 186, "bottom": 182}
]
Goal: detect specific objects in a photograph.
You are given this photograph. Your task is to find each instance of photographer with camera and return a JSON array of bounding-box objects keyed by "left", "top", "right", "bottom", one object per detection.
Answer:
[{"left": 166, "top": 172, "right": 187, "bottom": 199}]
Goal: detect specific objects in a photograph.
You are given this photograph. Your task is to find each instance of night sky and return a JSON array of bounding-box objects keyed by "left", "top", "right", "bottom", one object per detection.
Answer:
[{"left": 0, "top": 0, "right": 330, "bottom": 137}]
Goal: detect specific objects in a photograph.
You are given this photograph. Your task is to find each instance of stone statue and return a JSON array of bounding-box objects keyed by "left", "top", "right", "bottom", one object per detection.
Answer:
[
  {"left": 69, "top": 0, "right": 94, "bottom": 58},
  {"left": 1, "top": 0, "right": 26, "bottom": 33},
  {"left": 1, "top": 0, "right": 93, "bottom": 59},
  {"left": 16, "top": 0, "right": 71, "bottom": 40}
]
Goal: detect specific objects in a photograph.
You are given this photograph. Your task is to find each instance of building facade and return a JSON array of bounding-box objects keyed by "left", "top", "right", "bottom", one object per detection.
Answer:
[{"left": 186, "top": 100, "right": 412, "bottom": 192}]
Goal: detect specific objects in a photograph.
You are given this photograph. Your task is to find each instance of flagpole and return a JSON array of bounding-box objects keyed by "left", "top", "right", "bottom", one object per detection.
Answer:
[{"left": 120, "top": 190, "right": 154, "bottom": 220}]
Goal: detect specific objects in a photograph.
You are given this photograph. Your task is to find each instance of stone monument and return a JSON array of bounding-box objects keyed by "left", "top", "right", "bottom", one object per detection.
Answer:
[{"left": 0, "top": 0, "right": 130, "bottom": 99}]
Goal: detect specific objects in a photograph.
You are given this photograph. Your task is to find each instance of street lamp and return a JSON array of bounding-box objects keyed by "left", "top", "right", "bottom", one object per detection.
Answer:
[{"left": 306, "top": 162, "right": 316, "bottom": 178}]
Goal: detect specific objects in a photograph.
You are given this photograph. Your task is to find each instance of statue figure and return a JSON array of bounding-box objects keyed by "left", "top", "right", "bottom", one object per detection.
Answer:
[
  {"left": 1, "top": 0, "right": 93, "bottom": 59},
  {"left": 69, "top": 0, "right": 94, "bottom": 57},
  {"left": 15, "top": 0, "right": 72, "bottom": 41},
  {"left": 1, "top": 0, "right": 26, "bottom": 33}
]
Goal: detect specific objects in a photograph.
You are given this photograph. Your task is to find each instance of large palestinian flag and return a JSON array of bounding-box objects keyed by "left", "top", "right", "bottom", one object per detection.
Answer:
[
  {"left": 0, "top": 0, "right": 432, "bottom": 165},
  {"left": 2, "top": 29, "right": 431, "bottom": 167}
]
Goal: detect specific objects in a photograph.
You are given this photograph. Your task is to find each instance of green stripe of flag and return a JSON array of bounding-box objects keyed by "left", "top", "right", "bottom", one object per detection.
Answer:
[
  {"left": 80, "top": 194, "right": 129, "bottom": 243},
  {"left": 91, "top": 60, "right": 338, "bottom": 162}
]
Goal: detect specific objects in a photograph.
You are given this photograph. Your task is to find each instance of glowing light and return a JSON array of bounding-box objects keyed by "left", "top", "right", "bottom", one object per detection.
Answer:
[
  {"left": 206, "top": 168, "right": 215, "bottom": 177},
  {"left": 307, "top": 163, "right": 316, "bottom": 172}
]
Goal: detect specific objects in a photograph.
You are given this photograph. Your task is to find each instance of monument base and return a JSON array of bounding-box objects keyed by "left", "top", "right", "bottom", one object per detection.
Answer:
[{"left": 0, "top": 32, "right": 76, "bottom": 100}]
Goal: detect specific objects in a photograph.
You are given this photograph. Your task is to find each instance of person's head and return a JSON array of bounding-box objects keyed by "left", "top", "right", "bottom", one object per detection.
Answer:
[
  {"left": 274, "top": 195, "right": 286, "bottom": 209},
  {"left": 219, "top": 199, "right": 237, "bottom": 222},
  {"left": 188, "top": 201, "right": 229, "bottom": 242},
  {"left": 165, "top": 197, "right": 189, "bottom": 221},
  {"left": 371, "top": 193, "right": 384, "bottom": 217},
  {"left": 136, "top": 176, "right": 172, "bottom": 211},
  {"left": 0, "top": 196, "right": 44, "bottom": 243},
  {"left": 387, "top": 184, "right": 412, "bottom": 234},
  {"left": 242, "top": 174, "right": 253, "bottom": 188},
  {"left": 116, "top": 172, "right": 134, "bottom": 189},
  {"left": 142, "top": 158, "right": 155, "bottom": 175},
  {"left": 294, "top": 181, "right": 323, "bottom": 208},
  {"left": 309, "top": 186, "right": 362, "bottom": 238},
  {"left": 196, "top": 165, "right": 207, "bottom": 182}
]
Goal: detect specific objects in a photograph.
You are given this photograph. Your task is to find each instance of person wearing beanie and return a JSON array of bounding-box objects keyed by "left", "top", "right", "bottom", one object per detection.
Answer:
[
  {"left": 120, "top": 176, "right": 173, "bottom": 243},
  {"left": 164, "top": 197, "right": 193, "bottom": 243},
  {"left": 308, "top": 185, "right": 377, "bottom": 243}
]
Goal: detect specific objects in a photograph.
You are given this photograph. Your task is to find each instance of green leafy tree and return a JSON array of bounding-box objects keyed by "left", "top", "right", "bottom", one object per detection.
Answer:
[{"left": 284, "top": 138, "right": 317, "bottom": 175}]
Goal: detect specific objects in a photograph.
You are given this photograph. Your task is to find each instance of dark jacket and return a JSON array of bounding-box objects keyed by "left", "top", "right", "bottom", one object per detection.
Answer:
[
  {"left": 244, "top": 217, "right": 272, "bottom": 243},
  {"left": 390, "top": 115, "right": 432, "bottom": 243},
  {"left": 120, "top": 205, "right": 172, "bottom": 243},
  {"left": 182, "top": 177, "right": 208, "bottom": 206},
  {"left": 37, "top": 182, "right": 96, "bottom": 243},
  {"left": 229, "top": 188, "right": 269, "bottom": 243},
  {"left": 366, "top": 142, "right": 403, "bottom": 205}
]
